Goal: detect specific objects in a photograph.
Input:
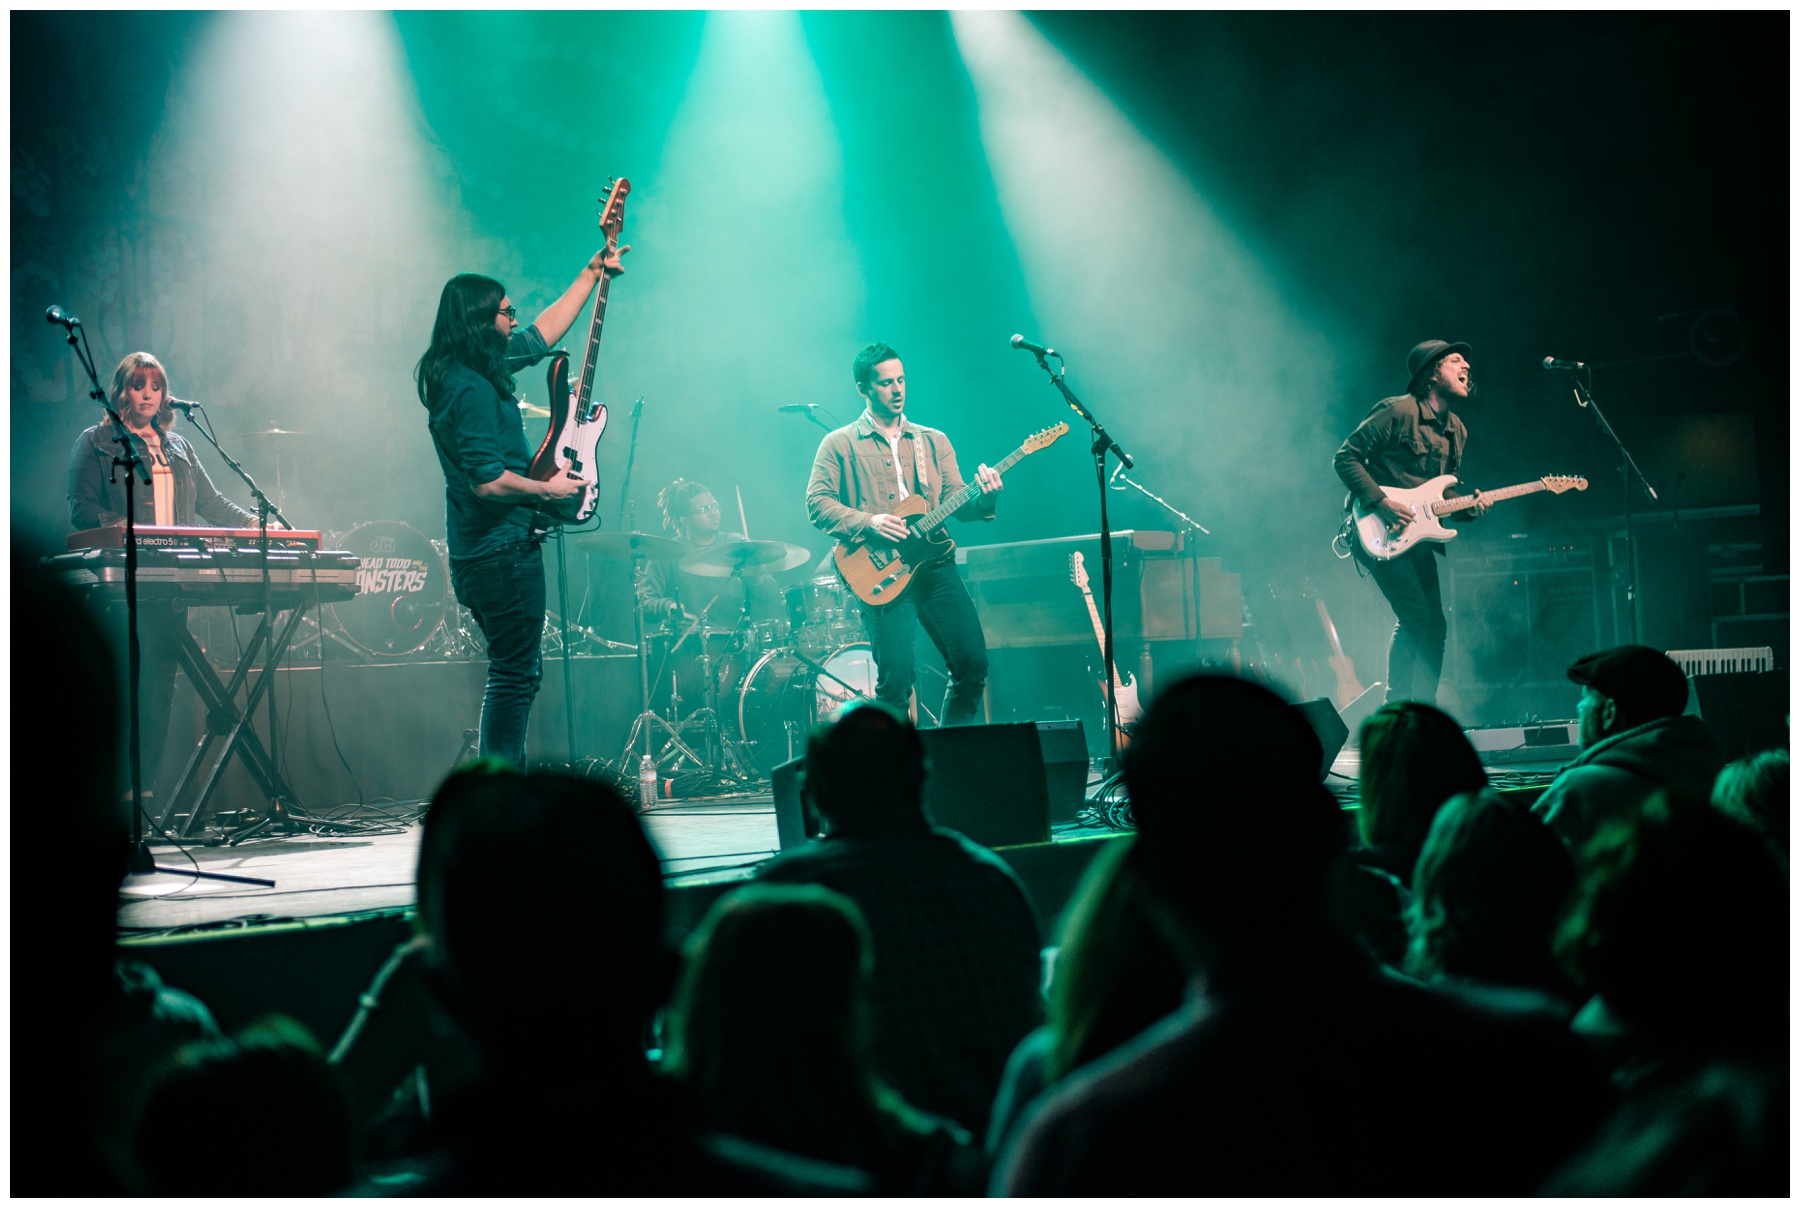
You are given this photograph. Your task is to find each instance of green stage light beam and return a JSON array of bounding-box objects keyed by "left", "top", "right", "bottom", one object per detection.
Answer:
[{"left": 951, "top": 11, "right": 1347, "bottom": 543}]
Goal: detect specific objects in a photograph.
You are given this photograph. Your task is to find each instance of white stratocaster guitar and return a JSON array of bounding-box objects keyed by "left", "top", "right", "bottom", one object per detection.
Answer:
[
  {"left": 1069, "top": 551, "right": 1144, "bottom": 747},
  {"left": 1350, "top": 473, "right": 1587, "bottom": 560}
]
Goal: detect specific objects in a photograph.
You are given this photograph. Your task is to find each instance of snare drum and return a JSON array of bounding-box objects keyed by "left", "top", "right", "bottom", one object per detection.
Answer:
[
  {"left": 736, "top": 642, "right": 878, "bottom": 774},
  {"left": 785, "top": 575, "right": 864, "bottom": 656},
  {"left": 326, "top": 521, "right": 448, "bottom": 657}
]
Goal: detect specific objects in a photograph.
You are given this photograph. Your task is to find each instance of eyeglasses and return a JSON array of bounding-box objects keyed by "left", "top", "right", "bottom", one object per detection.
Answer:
[
  {"left": 496, "top": 306, "right": 518, "bottom": 321},
  {"left": 690, "top": 504, "right": 721, "bottom": 515}
]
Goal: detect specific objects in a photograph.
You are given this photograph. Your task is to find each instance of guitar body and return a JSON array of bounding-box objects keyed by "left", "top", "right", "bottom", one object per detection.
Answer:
[
  {"left": 1106, "top": 672, "right": 1143, "bottom": 748},
  {"left": 529, "top": 352, "right": 610, "bottom": 525},
  {"left": 1351, "top": 474, "right": 1459, "bottom": 560},
  {"left": 833, "top": 496, "right": 954, "bottom": 606}
]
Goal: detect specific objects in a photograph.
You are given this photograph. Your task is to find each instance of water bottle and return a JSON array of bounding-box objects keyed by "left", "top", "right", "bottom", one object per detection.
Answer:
[{"left": 638, "top": 755, "right": 658, "bottom": 810}]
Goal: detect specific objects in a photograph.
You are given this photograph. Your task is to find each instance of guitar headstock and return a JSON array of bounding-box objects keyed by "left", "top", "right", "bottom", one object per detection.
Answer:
[
  {"left": 598, "top": 177, "right": 631, "bottom": 244},
  {"left": 1542, "top": 475, "right": 1588, "bottom": 494},
  {"left": 1024, "top": 422, "right": 1070, "bottom": 453},
  {"left": 1069, "top": 550, "right": 1089, "bottom": 591}
]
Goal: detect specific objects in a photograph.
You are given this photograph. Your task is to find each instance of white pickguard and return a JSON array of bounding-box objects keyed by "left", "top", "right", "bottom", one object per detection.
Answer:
[{"left": 1352, "top": 474, "right": 1460, "bottom": 560}]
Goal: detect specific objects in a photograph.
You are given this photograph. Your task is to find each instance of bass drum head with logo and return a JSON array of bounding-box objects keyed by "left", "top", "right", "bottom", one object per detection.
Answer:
[
  {"left": 737, "top": 643, "right": 877, "bottom": 776},
  {"left": 327, "top": 521, "right": 448, "bottom": 657}
]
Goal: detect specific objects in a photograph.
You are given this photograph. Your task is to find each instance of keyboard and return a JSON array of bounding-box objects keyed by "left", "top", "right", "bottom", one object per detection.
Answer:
[
  {"left": 46, "top": 546, "right": 359, "bottom": 606},
  {"left": 66, "top": 525, "right": 323, "bottom": 553},
  {"left": 1665, "top": 647, "right": 1776, "bottom": 676}
]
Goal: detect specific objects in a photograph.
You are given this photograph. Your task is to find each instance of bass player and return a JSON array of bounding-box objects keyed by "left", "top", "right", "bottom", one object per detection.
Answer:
[
  {"left": 1333, "top": 339, "right": 1489, "bottom": 706},
  {"left": 805, "top": 342, "right": 1001, "bottom": 726},
  {"left": 414, "top": 247, "right": 621, "bottom": 768}
]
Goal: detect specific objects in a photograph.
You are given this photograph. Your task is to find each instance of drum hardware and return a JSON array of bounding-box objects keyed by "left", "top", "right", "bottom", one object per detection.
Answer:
[
  {"left": 618, "top": 527, "right": 709, "bottom": 800},
  {"left": 735, "top": 642, "right": 878, "bottom": 775}
]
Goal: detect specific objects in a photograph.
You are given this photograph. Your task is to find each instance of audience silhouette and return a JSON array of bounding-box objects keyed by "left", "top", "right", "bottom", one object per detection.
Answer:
[
  {"left": 665, "top": 883, "right": 983, "bottom": 1194},
  {"left": 994, "top": 674, "right": 1609, "bottom": 1196},
  {"left": 754, "top": 701, "right": 1044, "bottom": 1137},
  {"left": 1404, "top": 788, "right": 1578, "bottom": 1007},
  {"left": 1340, "top": 701, "right": 1488, "bottom": 963},
  {"left": 1711, "top": 748, "right": 1788, "bottom": 865}
]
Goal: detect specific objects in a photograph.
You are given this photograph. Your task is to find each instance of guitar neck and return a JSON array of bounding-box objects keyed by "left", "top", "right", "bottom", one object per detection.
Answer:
[
  {"left": 570, "top": 273, "right": 613, "bottom": 408},
  {"left": 1430, "top": 478, "right": 1547, "bottom": 515},
  {"left": 1077, "top": 581, "right": 1125, "bottom": 693},
  {"left": 919, "top": 442, "right": 1028, "bottom": 530}
]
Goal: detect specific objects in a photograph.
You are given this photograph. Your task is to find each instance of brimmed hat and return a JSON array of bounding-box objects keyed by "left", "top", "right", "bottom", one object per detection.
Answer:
[
  {"left": 1407, "top": 339, "right": 1471, "bottom": 395},
  {"left": 1566, "top": 645, "right": 1691, "bottom": 725}
]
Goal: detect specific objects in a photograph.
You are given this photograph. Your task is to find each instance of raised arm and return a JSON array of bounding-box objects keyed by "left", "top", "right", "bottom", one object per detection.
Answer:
[{"left": 531, "top": 244, "right": 628, "bottom": 348}]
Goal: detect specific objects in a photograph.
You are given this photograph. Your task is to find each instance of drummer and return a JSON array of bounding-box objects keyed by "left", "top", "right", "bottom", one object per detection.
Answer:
[{"left": 640, "top": 478, "right": 778, "bottom": 629}]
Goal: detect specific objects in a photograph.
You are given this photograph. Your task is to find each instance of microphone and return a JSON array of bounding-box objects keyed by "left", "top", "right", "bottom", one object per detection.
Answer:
[
  {"left": 777, "top": 403, "right": 819, "bottom": 413},
  {"left": 1010, "top": 333, "right": 1057, "bottom": 358},
  {"left": 1542, "top": 356, "right": 1587, "bottom": 371},
  {"left": 168, "top": 398, "right": 201, "bottom": 414},
  {"left": 45, "top": 305, "right": 80, "bottom": 329}
]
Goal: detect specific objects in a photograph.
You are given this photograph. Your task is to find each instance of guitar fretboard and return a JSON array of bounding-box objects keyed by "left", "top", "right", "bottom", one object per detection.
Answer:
[
  {"left": 917, "top": 443, "right": 1030, "bottom": 531},
  {"left": 1429, "top": 479, "right": 1548, "bottom": 516}
]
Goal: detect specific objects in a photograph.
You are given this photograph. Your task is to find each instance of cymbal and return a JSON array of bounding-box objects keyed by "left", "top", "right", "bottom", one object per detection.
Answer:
[
  {"left": 680, "top": 539, "right": 809, "bottom": 577},
  {"left": 238, "top": 428, "right": 325, "bottom": 442},
  {"left": 571, "top": 531, "right": 688, "bottom": 560}
]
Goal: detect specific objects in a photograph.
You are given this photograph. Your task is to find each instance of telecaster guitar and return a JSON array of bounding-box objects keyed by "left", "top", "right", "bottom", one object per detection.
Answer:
[
  {"left": 1351, "top": 473, "right": 1587, "bottom": 560},
  {"left": 1069, "top": 551, "right": 1143, "bottom": 744},
  {"left": 834, "top": 423, "right": 1068, "bottom": 606},
  {"left": 528, "top": 176, "right": 630, "bottom": 527}
]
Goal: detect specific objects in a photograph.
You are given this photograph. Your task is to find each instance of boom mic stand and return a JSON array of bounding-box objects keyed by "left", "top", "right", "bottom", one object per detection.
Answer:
[
  {"left": 1560, "top": 366, "right": 1656, "bottom": 643},
  {"left": 54, "top": 317, "right": 272, "bottom": 887},
  {"left": 1019, "top": 340, "right": 1135, "bottom": 772}
]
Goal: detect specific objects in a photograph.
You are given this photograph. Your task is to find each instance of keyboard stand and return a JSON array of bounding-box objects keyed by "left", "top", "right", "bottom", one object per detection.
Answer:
[{"left": 155, "top": 600, "right": 312, "bottom": 840}]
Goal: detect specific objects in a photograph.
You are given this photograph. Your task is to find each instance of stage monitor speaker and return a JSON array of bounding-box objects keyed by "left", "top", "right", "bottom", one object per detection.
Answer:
[
  {"left": 771, "top": 725, "right": 1057, "bottom": 852},
  {"left": 1295, "top": 698, "right": 1350, "bottom": 781},
  {"left": 1035, "top": 719, "right": 1090, "bottom": 824},
  {"left": 1692, "top": 670, "right": 1789, "bottom": 759}
]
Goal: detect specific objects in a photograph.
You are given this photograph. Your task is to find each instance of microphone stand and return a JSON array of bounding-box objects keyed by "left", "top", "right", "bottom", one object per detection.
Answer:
[
  {"left": 1566, "top": 368, "right": 1656, "bottom": 643},
  {"left": 1022, "top": 346, "right": 1134, "bottom": 770},
  {"left": 58, "top": 326, "right": 272, "bottom": 886},
  {"left": 182, "top": 405, "right": 308, "bottom": 843},
  {"left": 781, "top": 403, "right": 841, "bottom": 436},
  {"left": 1112, "top": 466, "right": 1212, "bottom": 673}
]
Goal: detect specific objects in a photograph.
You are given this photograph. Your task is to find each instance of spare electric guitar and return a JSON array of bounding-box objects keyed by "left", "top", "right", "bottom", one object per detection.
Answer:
[
  {"left": 1349, "top": 473, "right": 1587, "bottom": 561},
  {"left": 834, "top": 422, "right": 1068, "bottom": 606},
  {"left": 1299, "top": 576, "right": 1367, "bottom": 709},
  {"left": 1069, "top": 551, "right": 1143, "bottom": 745},
  {"left": 528, "top": 176, "right": 630, "bottom": 527}
]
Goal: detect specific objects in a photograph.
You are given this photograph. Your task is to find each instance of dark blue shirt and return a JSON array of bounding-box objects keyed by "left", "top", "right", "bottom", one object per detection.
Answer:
[{"left": 424, "top": 325, "right": 551, "bottom": 560}]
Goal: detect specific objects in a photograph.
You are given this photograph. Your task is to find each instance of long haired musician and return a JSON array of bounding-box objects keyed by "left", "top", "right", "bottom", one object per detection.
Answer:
[
  {"left": 65, "top": 351, "right": 256, "bottom": 809},
  {"left": 415, "top": 247, "right": 621, "bottom": 769}
]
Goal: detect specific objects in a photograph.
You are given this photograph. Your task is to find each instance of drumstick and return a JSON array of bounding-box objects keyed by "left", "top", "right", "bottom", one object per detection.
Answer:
[{"left": 736, "top": 485, "right": 750, "bottom": 540}]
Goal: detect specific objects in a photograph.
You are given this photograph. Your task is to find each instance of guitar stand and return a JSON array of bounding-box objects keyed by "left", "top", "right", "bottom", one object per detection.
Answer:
[{"left": 155, "top": 600, "right": 312, "bottom": 842}]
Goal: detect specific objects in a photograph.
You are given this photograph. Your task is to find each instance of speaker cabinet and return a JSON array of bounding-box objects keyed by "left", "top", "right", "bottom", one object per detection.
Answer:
[{"left": 772, "top": 722, "right": 1063, "bottom": 851}]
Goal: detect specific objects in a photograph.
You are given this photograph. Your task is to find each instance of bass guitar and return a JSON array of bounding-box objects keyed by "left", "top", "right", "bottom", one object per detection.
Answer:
[
  {"left": 528, "top": 176, "right": 630, "bottom": 526},
  {"left": 1348, "top": 473, "right": 1586, "bottom": 560},
  {"left": 1069, "top": 550, "right": 1143, "bottom": 745},
  {"left": 834, "top": 422, "right": 1068, "bottom": 606}
]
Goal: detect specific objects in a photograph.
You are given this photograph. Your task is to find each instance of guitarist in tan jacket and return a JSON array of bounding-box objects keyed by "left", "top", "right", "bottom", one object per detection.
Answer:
[
  {"left": 1333, "top": 339, "right": 1489, "bottom": 706},
  {"left": 805, "top": 342, "right": 1001, "bottom": 725}
]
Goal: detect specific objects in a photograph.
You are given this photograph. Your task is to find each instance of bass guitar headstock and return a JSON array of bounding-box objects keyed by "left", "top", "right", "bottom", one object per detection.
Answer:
[{"left": 599, "top": 177, "right": 631, "bottom": 244}]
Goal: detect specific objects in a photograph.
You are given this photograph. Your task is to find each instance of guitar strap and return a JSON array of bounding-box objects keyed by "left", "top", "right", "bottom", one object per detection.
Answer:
[{"left": 907, "top": 423, "right": 932, "bottom": 503}]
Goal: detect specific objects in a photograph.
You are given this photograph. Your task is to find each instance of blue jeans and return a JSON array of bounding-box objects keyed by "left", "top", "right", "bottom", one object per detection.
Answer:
[
  {"left": 450, "top": 539, "right": 546, "bottom": 768},
  {"left": 859, "top": 559, "right": 989, "bottom": 726}
]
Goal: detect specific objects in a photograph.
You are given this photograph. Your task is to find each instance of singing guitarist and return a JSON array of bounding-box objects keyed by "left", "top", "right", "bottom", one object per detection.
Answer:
[
  {"left": 414, "top": 246, "right": 623, "bottom": 767},
  {"left": 1332, "top": 339, "right": 1489, "bottom": 707},
  {"left": 805, "top": 342, "right": 1001, "bottom": 726}
]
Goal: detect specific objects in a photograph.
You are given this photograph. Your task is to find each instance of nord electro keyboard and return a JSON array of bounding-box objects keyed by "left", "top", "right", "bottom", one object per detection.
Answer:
[
  {"left": 46, "top": 546, "right": 359, "bottom": 607},
  {"left": 66, "top": 525, "right": 323, "bottom": 553}
]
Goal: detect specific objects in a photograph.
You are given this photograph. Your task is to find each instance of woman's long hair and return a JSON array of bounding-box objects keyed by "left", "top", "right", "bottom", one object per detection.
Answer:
[
  {"left": 1356, "top": 702, "right": 1488, "bottom": 865},
  {"left": 108, "top": 351, "right": 175, "bottom": 431},
  {"left": 1046, "top": 836, "right": 1188, "bottom": 1081},
  {"left": 657, "top": 478, "right": 712, "bottom": 536},
  {"left": 664, "top": 883, "right": 924, "bottom": 1163},
  {"left": 414, "top": 273, "right": 512, "bottom": 405}
]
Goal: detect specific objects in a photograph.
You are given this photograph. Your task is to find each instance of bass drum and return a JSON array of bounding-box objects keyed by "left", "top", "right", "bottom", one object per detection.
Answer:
[
  {"left": 737, "top": 643, "right": 878, "bottom": 775},
  {"left": 326, "top": 521, "right": 449, "bottom": 657}
]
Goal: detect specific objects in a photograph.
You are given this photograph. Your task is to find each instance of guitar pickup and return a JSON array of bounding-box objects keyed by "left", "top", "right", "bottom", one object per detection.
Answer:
[{"left": 562, "top": 449, "right": 582, "bottom": 471}]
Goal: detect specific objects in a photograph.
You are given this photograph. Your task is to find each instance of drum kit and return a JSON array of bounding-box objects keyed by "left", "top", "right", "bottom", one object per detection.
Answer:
[{"left": 605, "top": 531, "right": 878, "bottom": 789}]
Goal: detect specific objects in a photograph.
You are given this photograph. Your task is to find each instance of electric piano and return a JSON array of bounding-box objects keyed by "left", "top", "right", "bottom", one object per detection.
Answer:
[{"left": 52, "top": 527, "right": 357, "bottom": 608}]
